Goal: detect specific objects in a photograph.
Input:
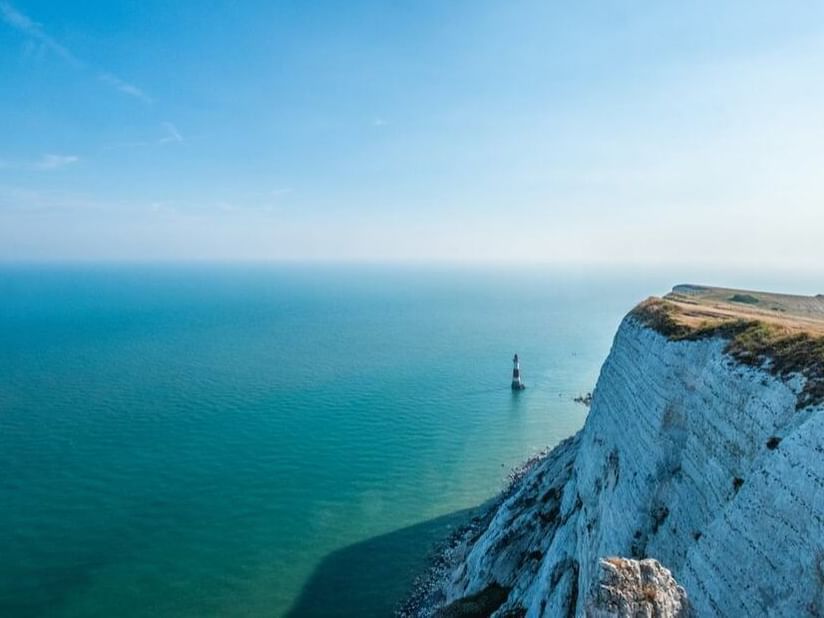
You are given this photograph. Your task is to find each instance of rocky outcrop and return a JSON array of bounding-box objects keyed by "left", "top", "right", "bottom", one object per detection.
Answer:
[
  {"left": 411, "top": 306, "right": 824, "bottom": 617},
  {"left": 586, "top": 558, "right": 689, "bottom": 618}
]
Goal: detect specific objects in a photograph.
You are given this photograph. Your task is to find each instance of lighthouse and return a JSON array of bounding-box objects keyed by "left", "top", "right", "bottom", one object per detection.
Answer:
[{"left": 511, "top": 354, "right": 526, "bottom": 390}]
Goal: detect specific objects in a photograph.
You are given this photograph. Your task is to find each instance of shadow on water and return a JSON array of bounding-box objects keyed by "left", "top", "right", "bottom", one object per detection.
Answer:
[{"left": 285, "top": 507, "right": 479, "bottom": 618}]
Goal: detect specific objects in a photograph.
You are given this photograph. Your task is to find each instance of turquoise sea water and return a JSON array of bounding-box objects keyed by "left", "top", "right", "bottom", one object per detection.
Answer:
[{"left": 0, "top": 265, "right": 721, "bottom": 617}]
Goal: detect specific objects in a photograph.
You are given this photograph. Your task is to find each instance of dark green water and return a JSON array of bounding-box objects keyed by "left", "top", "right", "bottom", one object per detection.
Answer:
[{"left": 0, "top": 265, "right": 676, "bottom": 616}]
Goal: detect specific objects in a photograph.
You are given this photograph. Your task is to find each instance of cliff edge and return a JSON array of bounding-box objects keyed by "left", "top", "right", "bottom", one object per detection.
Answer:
[{"left": 405, "top": 286, "right": 824, "bottom": 617}]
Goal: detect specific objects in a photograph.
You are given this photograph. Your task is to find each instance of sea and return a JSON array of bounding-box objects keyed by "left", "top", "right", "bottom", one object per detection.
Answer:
[{"left": 1, "top": 264, "right": 817, "bottom": 617}]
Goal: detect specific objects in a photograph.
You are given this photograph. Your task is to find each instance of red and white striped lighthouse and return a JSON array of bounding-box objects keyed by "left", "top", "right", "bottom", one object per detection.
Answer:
[{"left": 511, "top": 353, "right": 525, "bottom": 390}]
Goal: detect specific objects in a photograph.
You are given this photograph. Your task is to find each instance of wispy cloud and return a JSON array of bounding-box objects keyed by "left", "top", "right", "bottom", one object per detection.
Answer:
[
  {"left": 0, "top": 1, "right": 80, "bottom": 66},
  {"left": 102, "top": 123, "right": 185, "bottom": 150},
  {"left": 99, "top": 73, "right": 153, "bottom": 104},
  {"left": 32, "top": 154, "right": 79, "bottom": 170},
  {"left": 0, "top": 2, "right": 151, "bottom": 103},
  {"left": 372, "top": 117, "right": 388, "bottom": 127},
  {"left": 0, "top": 154, "right": 80, "bottom": 171},
  {"left": 158, "top": 122, "right": 184, "bottom": 144}
]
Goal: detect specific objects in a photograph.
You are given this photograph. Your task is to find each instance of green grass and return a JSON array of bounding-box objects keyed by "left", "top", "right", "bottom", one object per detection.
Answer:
[
  {"left": 729, "top": 293, "right": 760, "bottom": 305},
  {"left": 435, "top": 584, "right": 510, "bottom": 617}
]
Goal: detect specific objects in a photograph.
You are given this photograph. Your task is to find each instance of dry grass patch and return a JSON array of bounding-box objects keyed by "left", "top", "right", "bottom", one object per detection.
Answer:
[{"left": 631, "top": 298, "right": 824, "bottom": 408}]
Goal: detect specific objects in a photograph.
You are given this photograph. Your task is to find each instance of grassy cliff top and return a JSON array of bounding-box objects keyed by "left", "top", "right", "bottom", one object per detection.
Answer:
[
  {"left": 631, "top": 286, "right": 824, "bottom": 408},
  {"left": 666, "top": 285, "right": 824, "bottom": 330}
]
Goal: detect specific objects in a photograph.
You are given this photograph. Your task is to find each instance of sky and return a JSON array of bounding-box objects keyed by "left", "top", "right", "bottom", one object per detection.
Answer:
[{"left": 1, "top": 0, "right": 823, "bottom": 266}]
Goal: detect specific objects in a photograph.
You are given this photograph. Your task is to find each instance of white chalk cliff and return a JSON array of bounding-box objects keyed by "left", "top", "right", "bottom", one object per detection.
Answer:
[{"left": 417, "top": 299, "right": 824, "bottom": 617}]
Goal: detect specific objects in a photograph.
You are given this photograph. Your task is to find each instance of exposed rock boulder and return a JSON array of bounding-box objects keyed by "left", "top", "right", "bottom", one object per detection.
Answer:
[{"left": 586, "top": 558, "right": 690, "bottom": 618}]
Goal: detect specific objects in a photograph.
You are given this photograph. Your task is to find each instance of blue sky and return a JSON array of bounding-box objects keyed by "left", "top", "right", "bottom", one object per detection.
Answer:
[{"left": 1, "top": 1, "right": 823, "bottom": 265}]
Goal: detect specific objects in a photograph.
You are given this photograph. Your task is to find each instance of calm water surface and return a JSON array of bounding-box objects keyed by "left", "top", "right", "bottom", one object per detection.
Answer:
[{"left": 0, "top": 265, "right": 671, "bottom": 617}]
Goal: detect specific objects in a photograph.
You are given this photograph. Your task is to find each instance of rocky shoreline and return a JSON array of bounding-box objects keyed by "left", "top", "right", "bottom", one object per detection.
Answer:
[{"left": 397, "top": 448, "right": 557, "bottom": 617}]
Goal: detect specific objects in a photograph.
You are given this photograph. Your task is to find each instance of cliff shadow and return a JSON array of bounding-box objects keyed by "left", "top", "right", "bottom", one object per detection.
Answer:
[{"left": 285, "top": 507, "right": 478, "bottom": 618}]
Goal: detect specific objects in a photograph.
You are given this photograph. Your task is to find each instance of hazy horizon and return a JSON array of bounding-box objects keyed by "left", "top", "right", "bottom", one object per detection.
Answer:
[
  {"left": 2, "top": 261, "right": 822, "bottom": 302},
  {"left": 2, "top": 1, "right": 824, "bottom": 266}
]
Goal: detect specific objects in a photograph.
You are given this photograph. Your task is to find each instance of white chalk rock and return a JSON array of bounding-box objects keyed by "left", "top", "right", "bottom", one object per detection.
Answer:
[
  {"left": 585, "top": 557, "right": 690, "bottom": 618},
  {"left": 425, "top": 316, "right": 824, "bottom": 617}
]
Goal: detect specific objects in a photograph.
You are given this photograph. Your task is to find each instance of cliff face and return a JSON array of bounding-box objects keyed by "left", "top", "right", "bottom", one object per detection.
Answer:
[{"left": 422, "top": 310, "right": 824, "bottom": 617}]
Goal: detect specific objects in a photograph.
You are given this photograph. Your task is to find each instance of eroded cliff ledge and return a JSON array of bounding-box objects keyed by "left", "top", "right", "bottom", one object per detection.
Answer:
[{"left": 406, "top": 286, "right": 824, "bottom": 618}]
